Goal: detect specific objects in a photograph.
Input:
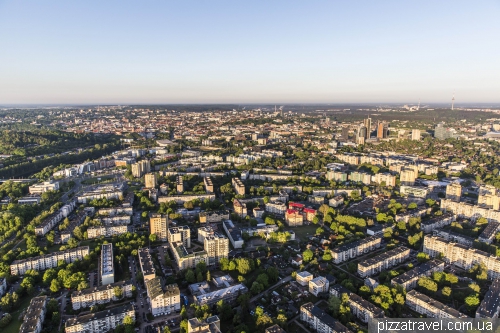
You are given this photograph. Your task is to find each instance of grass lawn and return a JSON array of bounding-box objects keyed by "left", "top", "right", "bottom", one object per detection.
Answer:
[
  {"left": 80, "top": 239, "right": 99, "bottom": 251},
  {"left": 291, "top": 225, "right": 320, "bottom": 241},
  {"left": 2, "top": 294, "right": 35, "bottom": 333},
  {"left": 81, "top": 175, "right": 115, "bottom": 185}
]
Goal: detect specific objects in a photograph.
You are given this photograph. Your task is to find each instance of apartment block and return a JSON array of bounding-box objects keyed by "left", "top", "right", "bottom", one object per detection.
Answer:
[
  {"left": 300, "top": 302, "right": 352, "bottom": 333},
  {"left": 476, "top": 279, "right": 500, "bottom": 318},
  {"left": 19, "top": 296, "right": 47, "bottom": 333},
  {"left": 331, "top": 236, "right": 382, "bottom": 264},
  {"left": 265, "top": 201, "right": 287, "bottom": 215},
  {"left": 10, "top": 246, "right": 89, "bottom": 276},
  {"left": 478, "top": 185, "right": 500, "bottom": 210},
  {"left": 233, "top": 199, "right": 247, "bottom": 217},
  {"left": 296, "top": 271, "right": 314, "bottom": 286},
  {"left": 71, "top": 281, "right": 133, "bottom": 310},
  {"left": 168, "top": 226, "right": 191, "bottom": 248},
  {"left": 441, "top": 199, "right": 500, "bottom": 222},
  {"left": 326, "top": 171, "right": 348, "bottom": 182},
  {"left": 35, "top": 200, "right": 76, "bottom": 236},
  {"left": 406, "top": 290, "right": 468, "bottom": 318},
  {"left": 400, "top": 185, "right": 429, "bottom": 198},
  {"left": 101, "top": 243, "right": 114, "bottom": 285},
  {"left": 372, "top": 173, "right": 396, "bottom": 187},
  {"left": 285, "top": 209, "right": 304, "bottom": 227},
  {"left": 222, "top": 220, "right": 244, "bottom": 249},
  {"left": 445, "top": 182, "right": 462, "bottom": 202},
  {"left": 349, "top": 171, "right": 372, "bottom": 185},
  {"left": 204, "top": 176, "right": 214, "bottom": 193},
  {"left": 77, "top": 185, "right": 123, "bottom": 204},
  {"left": 65, "top": 304, "right": 134, "bottom": 333},
  {"left": 150, "top": 213, "right": 168, "bottom": 241},
  {"left": 145, "top": 278, "right": 181, "bottom": 316},
  {"left": 176, "top": 175, "right": 184, "bottom": 193},
  {"left": 478, "top": 221, "right": 500, "bottom": 244},
  {"left": 357, "top": 246, "right": 410, "bottom": 277},
  {"left": 193, "top": 282, "right": 248, "bottom": 306},
  {"left": 433, "top": 229, "right": 474, "bottom": 247},
  {"left": 29, "top": 180, "right": 59, "bottom": 194},
  {"left": 138, "top": 247, "right": 156, "bottom": 281},
  {"left": 170, "top": 241, "right": 208, "bottom": 270},
  {"left": 421, "top": 213, "right": 456, "bottom": 233},
  {"left": 330, "top": 285, "right": 385, "bottom": 323},
  {"left": 132, "top": 160, "right": 151, "bottom": 178},
  {"left": 145, "top": 172, "right": 157, "bottom": 188},
  {"left": 232, "top": 177, "right": 245, "bottom": 196},
  {"left": 423, "top": 236, "right": 500, "bottom": 280},
  {"left": 400, "top": 167, "right": 418, "bottom": 186},
  {"left": 391, "top": 259, "right": 444, "bottom": 290},
  {"left": 199, "top": 210, "right": 230, "bottom": 223},
  {"left": 188, "top": 316, "right": 221, "bottom": 333},
  {"left": 309, "top": 276, "right": 329, "bottom": 296},
  {"left": 87, "top": 225, "right": 129, "bottom": 239},
  {"left": 336, "top": 153, "right": 361, "bottom": 165},
  {"left": 204, "top": 233, "right": 229, "bottom": 267}
]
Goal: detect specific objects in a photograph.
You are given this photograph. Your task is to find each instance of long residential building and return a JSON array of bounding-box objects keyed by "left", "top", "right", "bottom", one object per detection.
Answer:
[
  {"left": 331, "top": 236, "right": 382, "bottom": 264},
  {"left": 65, "top": 304, "right": 134, "bottom": 333},
  {"left": 476, "top": 279, "right": 500, "bottom": 318},
  {"left": 441, "top": 198, "right": 500, "bottom": 222},
  {"left": 145, "top": 278, "right": 181, "bottom": 316},
  {"left": 71, "top": 281, "right": 133, "bottom": 310},
  {"left": 158, "top": 194, "right": 215, "bottom": 204},
  {"left": 423, "top": 235, "right": 500, "bottom": 280},
  {"left": 19, "top": 296, "right": 47, "bottom": 333},
  {"left": 222, "top": 220, "right": 244, "bottom": 249},
  {"left": 138, "top": 247, "right": 156, "bottom": 281},
  {"left": 420, "top": 213, "right": 456, "bottom": 233},
  {"left": 300, "top": 302, "right": 352, "bottom": 333},
  {"left": 194, "top": 283, "right": 248, "bottom": 306},
  {"left": 391, "top": 259, "right": 444, "bottom": 290},
  {"left": 329, "top": 285, "right": 385, "bottom": 323},
  {"left": 101, "top": 243, "right": 114, "bottom": 285},
  {"left": 35, "top": 201, "right": 77, "bottom": 236},
  {"left": 87, "top": 225, "right": 129, "bottom": 239},
  {"left": 76, "top": 185, "right": 123, "bottom": 204},
  {"left": 232, "top": 177, "right": 245, "bottom": 195},
  {"left": 11, "top": 246, "right": 89, "bottom": 276},
  {"left": 199, "top": 210, "right": 230, "bottom": 223},
  {"left": 406, "top": 290, "right": 468, "bottom": 318},
  {"left": 478, "top": 221, "right": 500, "bottom": 244},
  {"left": 265, "top": 201, "right": 287, "bottom": 215},
  {"left": 357, "top": 246, "right": 410, "bottom": 277}
]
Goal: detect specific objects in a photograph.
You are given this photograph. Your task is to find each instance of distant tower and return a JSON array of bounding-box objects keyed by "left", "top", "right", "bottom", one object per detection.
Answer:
[{"left": 452, "top": 92, "right": 455, "bottom": 110}]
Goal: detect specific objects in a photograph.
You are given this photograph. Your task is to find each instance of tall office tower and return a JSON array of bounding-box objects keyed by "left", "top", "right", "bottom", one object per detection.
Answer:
[
  {"left": 132, "top": 160, "right": 151, "bottom": 178},
  {"left": 364, "top": 117, "right": 372, "bottom": 138},
  {"left": 411, "top": 129, "right": 421, "bottom": 141},
  {"left": 445, "top": 182, "right": 462, "bottom": 202},
  {"left": 358, "top": 125, "right": 367, "bottom": 140},
  {"left": 341, "top": 127, "right": 349, "bottom": 141},
  {"left": 145, "top": 173, "right": 157, "bottom": 188},
  {"left": 434, "top": 123, "right": 456, "bottom": 140},
  {"left": 377, "top": 122, "right": 388, "bottom": 139},
  {"left": 150, "top": 213, "right": 168, "bottom": 241}
]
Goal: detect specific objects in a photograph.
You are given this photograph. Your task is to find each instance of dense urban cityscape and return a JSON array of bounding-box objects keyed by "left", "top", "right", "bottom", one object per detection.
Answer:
[{"left": 0, "top": 104, "right": 500, "bottom": 333}]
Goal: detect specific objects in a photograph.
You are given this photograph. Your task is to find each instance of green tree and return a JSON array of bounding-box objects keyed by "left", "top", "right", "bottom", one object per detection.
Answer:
[
  {"left": 302, "top": 249, "right": 314, "bottom": 263},
  {"left": 114, "top": 286, "right": 124, "bottom": 299},
  {"left": 185, "top": 270, "right": 195, "bottom": 283}
]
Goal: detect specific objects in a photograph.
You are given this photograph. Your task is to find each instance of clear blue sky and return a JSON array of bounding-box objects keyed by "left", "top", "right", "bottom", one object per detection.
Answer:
[{"left": 0, "top": 0, "right": 499, "bottom": 104}]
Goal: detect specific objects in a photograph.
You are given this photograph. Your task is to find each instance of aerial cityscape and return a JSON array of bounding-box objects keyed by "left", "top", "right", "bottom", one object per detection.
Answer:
[{"left": 1, "top": 1, "right": 500, "bottom": 333}]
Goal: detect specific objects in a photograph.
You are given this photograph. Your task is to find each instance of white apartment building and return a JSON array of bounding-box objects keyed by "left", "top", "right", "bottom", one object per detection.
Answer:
[
  {"left": 423, "top": 236, "right": 500, "bottom": 280},
  {"left": 71, "top": 281, "right": 133, "bottom": 310},
  {"left": 11, "top": 246, "right": 89, "bottom": 276},
  {"left": 372, "top": 173, "right": 396, "bottom": 187},
  {"left": 421, "top": 213, "right": 456, "bottom": 233},
  {"left": 391, "top": 259, "right": 444, "bottom": 290},
  {"left": 300, "top": 302, "right": 352, "bottom": 333},
  {"left": 87, "top": 225, "right": 129, "bottom": 239},
  {"left": 232, "top": 177, "right": 245, "bottom": 195},
  {"left": 188, "top": 316, "right": 221, "bottom": 333},
  {"left": 35, "top": 200, "right": 76, "bottom": 236},
  {"left": 150, "top": 213, "right": 168, "bottom": 241},
  {"left": 476, "top": 279, "right": 500, "bottom": 318},
  {"left": 29, "top": 181, "right": 59, "bottom": 194},
  {"left": 19, "top": 296, "right": 47, "bottom": 333},
  {"left": 168, "top": 226, "right": 191, "bottom": 248},
  {"left": 330, "top": 285, "right": 385, "bottom": 323},
  {"left": 265, "top": 201, "right": 287, "bottom": 215},
  {"left": 204, "top": 233, "right": 229, "bottom": 267},
  {"left": 296, "top": 271, "right": 314, "bottom": 286},
  {"left": 145, "top": 278, "right": 180, "bottom": 316},
  {"left": 101, "top": 244, "right": 114, "bottom": 285},
  {"left": 65, "top": 304, "right": 134, "bottom": 333},
  {"left": 222, "top": 220, "right": 244, "bottom": 249},
  {"left": 331, "top": 236, "right": 382, "bottom": 264},
  {"left": 357, "top": 246, "right": 410, "bottom": 277},
  {"left": 138, "top": 247, "right": 156, "bottom": 281},
  {"left": 441, "top": 199, "right": 500, "bottom": 222},
  {"left": 309, "top": 276, "right": 329, "bottom": 296},
  {"left": 406, "top": 290, "right": 468, "bottom": 318},
  {"left": 77, "top": 185, "right": 123, "bottom": 204}
]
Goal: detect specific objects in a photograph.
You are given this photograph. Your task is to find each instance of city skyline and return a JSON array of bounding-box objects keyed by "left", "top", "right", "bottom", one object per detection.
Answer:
[{"left": 1, "top": 1, "right": 499, "bottom": 104}]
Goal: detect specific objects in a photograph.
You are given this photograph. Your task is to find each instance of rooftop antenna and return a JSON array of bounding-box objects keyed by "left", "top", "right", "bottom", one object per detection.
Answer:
[{"left": 452, "top": 92, "right": 455, "bottom": 110}]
